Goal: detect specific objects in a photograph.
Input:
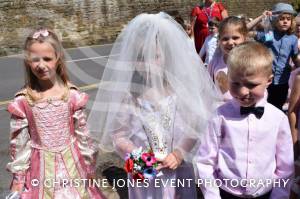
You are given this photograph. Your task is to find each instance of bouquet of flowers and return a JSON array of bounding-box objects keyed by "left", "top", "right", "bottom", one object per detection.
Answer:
[{"left": 124, "top": 147, "right": 158, "bottom": 180}]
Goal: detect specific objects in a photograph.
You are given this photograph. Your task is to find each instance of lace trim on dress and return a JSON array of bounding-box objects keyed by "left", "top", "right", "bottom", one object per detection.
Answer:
[
  {"left": 31, "top": 99, "right": 71, "bottom": 152},
  {"left": 137, "top": 95, "right": 176, "bottom": 159}
]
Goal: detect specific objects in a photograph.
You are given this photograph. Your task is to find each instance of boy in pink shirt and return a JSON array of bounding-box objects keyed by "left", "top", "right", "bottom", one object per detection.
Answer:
[{"left": 196, "top": 41, "right": 294, "bottom": 199}]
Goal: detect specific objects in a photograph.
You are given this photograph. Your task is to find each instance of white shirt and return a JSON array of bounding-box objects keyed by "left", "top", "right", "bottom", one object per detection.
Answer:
[{"left": 199, "top": 33, "right": 218, "bottom": 65}]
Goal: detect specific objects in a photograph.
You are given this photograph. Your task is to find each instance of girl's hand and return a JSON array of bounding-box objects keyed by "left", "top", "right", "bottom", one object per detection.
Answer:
[
  {"left": 215, "top": 71, "right": 229, "bottom": 94},
  {"left": 262, "top": 11, "right": 272, "bottom": 18},
  {"left": 11, "top": 182, "right": 24, "bottom": 193},
  {"left": 87, "top": 173, "right": 96, "bottom": 180},
  {"left": 156, "top": 150, "right": 183, "bottom": 170}
]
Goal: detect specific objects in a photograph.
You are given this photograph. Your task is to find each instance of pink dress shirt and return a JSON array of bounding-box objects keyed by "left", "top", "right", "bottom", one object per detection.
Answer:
[{"left": 196, "top": 96, "right": 294, "bottom": 199}]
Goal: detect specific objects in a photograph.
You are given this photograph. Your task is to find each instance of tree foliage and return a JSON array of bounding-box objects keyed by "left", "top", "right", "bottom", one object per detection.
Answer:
[{"left": 292, "top": 0, "right": 300, "bottom": 12}]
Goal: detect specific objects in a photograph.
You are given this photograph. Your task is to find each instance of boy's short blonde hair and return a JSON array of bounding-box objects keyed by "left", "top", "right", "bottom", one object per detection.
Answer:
[{"left": 227, "top": 41, "right": 273, "bottom": 77}]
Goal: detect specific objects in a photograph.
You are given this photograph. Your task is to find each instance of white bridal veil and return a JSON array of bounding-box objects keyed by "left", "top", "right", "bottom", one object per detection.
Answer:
[{"left": 87, "top": 12, "right": 221, "bottom": 157}]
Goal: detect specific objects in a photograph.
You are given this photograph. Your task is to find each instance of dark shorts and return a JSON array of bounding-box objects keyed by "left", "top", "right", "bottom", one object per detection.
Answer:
[{"left": 220, "top": 188, "right": 272, "bottom": 199}]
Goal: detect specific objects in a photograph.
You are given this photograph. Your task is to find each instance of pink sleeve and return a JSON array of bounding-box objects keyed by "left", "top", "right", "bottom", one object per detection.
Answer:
[
  {"left": 70, "top": 89, "right": 89, "bottom": 111},
  {"left": 7, "top": 98, "right": 26, "bottom": 119},
  {"left": 195, "top": 115, "right": 222, "bottom": 199},
  {"left": 270, "top": 115, "right": 294, "bottom": 198},
  {"left": 71, "top": 90, "right": 98, "bottom": 175},
  {"left": 7, "top": 97, "right": 31, "bottom": 188},
  {"left": 73, "top": 108, "right": 98, "bottom": 175}
]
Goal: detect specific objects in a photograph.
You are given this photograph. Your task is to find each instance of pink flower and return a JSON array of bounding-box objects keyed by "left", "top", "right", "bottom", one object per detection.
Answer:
[
  {"left": 141, "top": 152, "right": 156, "bottom": 167},
  {"left": 32, "top": 29, "right": 49, "bottom": 39}
]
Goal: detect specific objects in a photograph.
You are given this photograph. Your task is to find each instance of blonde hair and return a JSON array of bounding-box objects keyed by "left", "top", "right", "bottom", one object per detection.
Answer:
[
  {"left": 273, "top": 13, "right": 296, "bottom": 35},
  {"left": 227, "top": 41, "right": 273, "bottom": 77},
  {"left": 23, "top": 28, "right": 69, "bottom": 100}
]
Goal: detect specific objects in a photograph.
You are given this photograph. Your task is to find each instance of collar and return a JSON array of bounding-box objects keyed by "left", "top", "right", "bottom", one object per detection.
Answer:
[
  {"left": 213, "top": 33, "right": 218, "bottom": 38},
  {"left": 274, "top": 29, "right": 287, "bottom": 38}
]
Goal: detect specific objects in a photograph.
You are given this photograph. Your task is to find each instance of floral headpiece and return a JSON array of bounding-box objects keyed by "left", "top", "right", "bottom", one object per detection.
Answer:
[{"left": 32, "top": 29, "right": 49, "bottom": 39}]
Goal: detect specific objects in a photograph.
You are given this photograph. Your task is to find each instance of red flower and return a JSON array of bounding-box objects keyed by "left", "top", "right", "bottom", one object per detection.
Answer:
[
  {"left": 124, "top": 158, "right": 134, "bottom": 173},
  {"left": 141, "top": 152, "right": 156, "bottom": 167},
  {"left": 132, "top": 172, "right": 145, "bottom": 181}
]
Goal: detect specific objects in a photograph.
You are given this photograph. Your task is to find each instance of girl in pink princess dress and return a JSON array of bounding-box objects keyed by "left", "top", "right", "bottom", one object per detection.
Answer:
[{"left": 6, "top": 28, "right": 106, "bottom": 199}]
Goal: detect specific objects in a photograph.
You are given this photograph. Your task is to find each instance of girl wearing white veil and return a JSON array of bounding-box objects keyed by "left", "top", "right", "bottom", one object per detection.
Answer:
[{"left": 88, "top": 12, "right": 221, "bottom": 198}]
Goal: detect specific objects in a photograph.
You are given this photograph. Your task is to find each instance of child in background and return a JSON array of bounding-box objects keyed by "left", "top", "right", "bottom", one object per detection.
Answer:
[
  {"left": 185, "top": 23, "right": 196, "bottom": 50},
  {"left": 248, "top": 3, "right": 299, "bottom": 110},
  {"left": 199, "top": 17, "right": 220, "bottom": 66},
  {"left": 286, "top": 15, "right": 300, "bottom": 115},
  {"left": 196, "top": 41, "right": 294, "bottom": 199},
  {"left": 173, "top": 13, "right": 195, "bottom": 50},
  {"left": 6, "top": 28, "right": 106, "bottom": 199},
  {"left": 208, "top": 16, "right": 248, "bottom": 101},
  {"left": 186, "top": 23, "right": 195, "bottom": 40},
  {"left": 288, "top": 71, "right": 300, "bottom": 199},
  {"left": 289, "top": 14, "right": 300, "bottom": 91},
  {"left": 295, "top": 14, "right": 300, "bottom": 49},
  {"left": 190, "top": 0, "right": 228, "bottom": 53}
]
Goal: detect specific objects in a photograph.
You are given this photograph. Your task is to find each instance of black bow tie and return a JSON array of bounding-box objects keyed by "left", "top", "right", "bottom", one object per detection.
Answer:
[{"left": 240, "top": 106, "right": 264, "bottom": 119}]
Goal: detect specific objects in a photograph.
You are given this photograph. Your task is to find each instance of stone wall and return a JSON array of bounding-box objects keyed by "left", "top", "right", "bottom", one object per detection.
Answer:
[
  {"left": 0, "top": 0, "right": 291, "bottom": 56},
  {"left": 224, "top": 0, "right": 291, "bottom": 17}
]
